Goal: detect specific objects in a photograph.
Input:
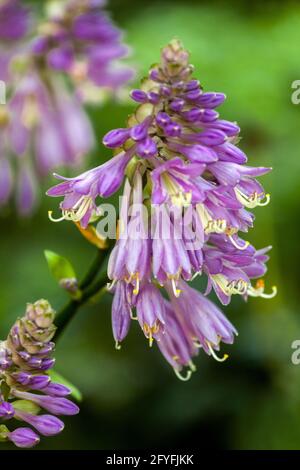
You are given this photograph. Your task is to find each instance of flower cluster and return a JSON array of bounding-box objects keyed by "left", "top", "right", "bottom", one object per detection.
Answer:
[
  {"left": 0, "top": 0, "right": 133, "bottom": 214},
  {"left": 48, "top": 40, "right": 276, "bottom": 379},
  {"left": 0, "top": 299, "right": 79, "bottom": 448},
  {"left": 32, "top": 0, "right": 134, "bottom": 97}
]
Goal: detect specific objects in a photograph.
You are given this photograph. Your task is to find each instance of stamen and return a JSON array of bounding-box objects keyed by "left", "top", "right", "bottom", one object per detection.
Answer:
[
  {"left": 171, "top": 191, "right": 192, "bottom": 207},
  {"left": 162, "top": 173, "right": 192, "bottom": 207},
  {"left": 226, "top": 279, "right": 248, "bottom": 295},
  {"left": 49, "top": 196, "right": 94, "bottom": 224},
  {"left": 191, "top": 271, "right": 201, "bottom": 281},
  {"left": 212, "top": 274, "right": 248, "bottom": 296},
  {"left": 132, "top": 273, "right": 140, "bottom": 295},
  {"left": 206, "top": 341, "right": 229, "bottom": 362},
  {"left": 173, "top": 367, "right": 193, "bottom": 381},
  {"left": 197, "top": 204, "right": 226, "bottom": 235},
  {"left": 228, "top": 235, "right": 249, "bottom": 251},
  {"left": 115, "top": 341, "right": 121, "bottom": 350},
  {"left": 143, "top": 321, "right": 160, "bottom": 347},
  {"left": 257, "top": 193, "right": 270, "bottom": 206},
  {"left": 148, "top": 330, "right": 153, "bottom": 347},
  {"left": 130, "top": 311, "right": 138, "bottom": 320},
  {"left": 171, "top": 278, "right": 181, "bottom": 297},
  {"left": 235, "top": 188, "right": 271, "bottom": 209},
  {"left": 205, "top": 219, "right": 227, "bottom": 234},
  {"left": 247, "top": 280, "right": 277, "bottom": 299},
  {"left": 259, "top": 286, "right": 277, "bottom": 299},
  {"left": 107, "top": 279, "right": 117, "bottom": 291},
  {"left": 48, "top": 210, "right": 66, "bottom": 223}
]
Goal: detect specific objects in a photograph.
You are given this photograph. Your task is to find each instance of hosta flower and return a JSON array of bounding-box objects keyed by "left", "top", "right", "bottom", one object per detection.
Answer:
[
  {"left": 32, "top": 0, "right": 134, "bottom": 100},
  {"left": 162, "top": 279, "right": 238, "bottom": 378},
  {"left": 0, "top": 0, "right": 133, "bottom": 215},
  {"left": 0, "top": 0, "right": 30, "bottom": 82},
  {"left": 0, "top": 0, "right": 29, "bottom": 42},
  {"left": 2, "top": 72, "right": 95, "bottom": 214},
  {"left": 48, "top": 40, "right": 276, "bottom": 379},
  {"left": 0, "top": 299, "right": 79, "bottom": 448},
  {"left": 47, "top": 149, "right": 134, "bottom": 227}
]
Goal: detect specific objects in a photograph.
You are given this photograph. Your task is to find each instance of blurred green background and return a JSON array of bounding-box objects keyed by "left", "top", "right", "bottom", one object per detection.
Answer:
[{"left": 1, "top": 0, "right": 300, "bottom": 450}]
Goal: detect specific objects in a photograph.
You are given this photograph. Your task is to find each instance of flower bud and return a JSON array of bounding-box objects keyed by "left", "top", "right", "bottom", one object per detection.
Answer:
[
  {"left": 103, "top": 128, "right": 130, "bottom": 148},
  {"left": 0, "top": 402, "right": 14, "bottom": 420},
  {"left": 42, "top": 382, "right": 71, "bottom": 397},
  {"left": 8, "top": 427, "right": 40, "bottom": 448},
  {"left": 26, "top": 299, "right": 55, "bottom": 328},
  {"left": 15, "top": 411, "right": 64, "bottom": 437}
]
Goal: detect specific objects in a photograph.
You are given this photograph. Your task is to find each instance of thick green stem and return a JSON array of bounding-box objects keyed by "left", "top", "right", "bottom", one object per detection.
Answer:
[
  {"left": 54, "top": 250, "right": 110, "bottom": 340},
  {"left": 79, "top": 249, "right": 107, "bottom": 290}
]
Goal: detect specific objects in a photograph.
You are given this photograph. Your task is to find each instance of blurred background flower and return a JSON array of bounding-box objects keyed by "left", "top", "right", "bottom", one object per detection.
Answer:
[
  {"left": 0, "top": 0, "right": 299, "bottom": 450},
  {"left": 0, "top": 0, "right": 134, "bottom": 215}
]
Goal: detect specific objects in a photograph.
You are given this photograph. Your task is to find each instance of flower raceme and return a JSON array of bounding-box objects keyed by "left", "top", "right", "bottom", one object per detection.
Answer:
[
  {"left": 47, "top": 40, "right": 276, "bottom": 379},
  {"left": 0, "top": 300, "right": 79, "bottom": 448}
]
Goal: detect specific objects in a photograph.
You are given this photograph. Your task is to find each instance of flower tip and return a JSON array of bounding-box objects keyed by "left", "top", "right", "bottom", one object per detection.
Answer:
[
  {"left": 173, "top": 367, "right": 193, "bottom": 382},
  {"left": 48, "top": 210, "right": 65, "bottom": 222}
]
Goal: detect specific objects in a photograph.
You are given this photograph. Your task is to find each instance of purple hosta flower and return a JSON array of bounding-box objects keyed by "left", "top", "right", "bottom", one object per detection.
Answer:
[
  {"left": 1, "top": 70, "right": 94, "bottom": 214},
  {"left": 111, "top": 281, "right": 166, "bottom": 348},
  {"left": 208, "top": 163, "right": 271, "bottom": 208},
  {"left": 0, "top": 0, "right": 134, "bottom": 215},
  {"left": 151, "top": 157, "right": 206, "bottom": 206},
  {"left": 107, "top": 171, "right": 151, "bottom": 293},
  {"left": 152, "top": 205, "right": 192, "bottom": 294},
  {"left": 32, "top": 0, "right": 134, "bottom": 96},
  {"left": 135, "top": 283, "right": 165, "bottom": 346},
  {"left": 155, "top": 278, "right": 237, "bottom": 380},
  {"left": 0, "top": 0, "right": 30, "bottom": 82},
  {"left": 9, "top": 73, "right": 94, "bottom": 172},
  {"left": 156, "top": 300, "right": 197, "bottom": 381},
  {"left": 111, "top": 281, "right": 132, "bottom": 348},
  {"left": 203, "top": 236, "right": 277, "bottom": 305},
  {"left": 0, "top": 0, "right": 29, "bottom": 42},
  {"left": 195, "top": 186, "right": 256, "bottom": 247},
  {"left": 0, "top": 299, "right": 79, "bottom": 448},
  {"left": 48, "top": 149, "right": 133, "bottom": 227},
  {"left": 0, "top": 112, "right": 14, "bottom": 207},
  {"left": 16, "top": 163, "right": 38, "bottom": 216},
  {"left": 167, "top": 280, "right": 237, "bottom": 363}
]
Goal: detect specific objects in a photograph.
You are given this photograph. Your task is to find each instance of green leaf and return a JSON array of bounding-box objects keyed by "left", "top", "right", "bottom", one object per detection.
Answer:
[
  {"left": 44, "top": 250, "right": 76, "bottom": 283},
  {"left": 48, "top": 370, "right": 82, "bottom": 402}
]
